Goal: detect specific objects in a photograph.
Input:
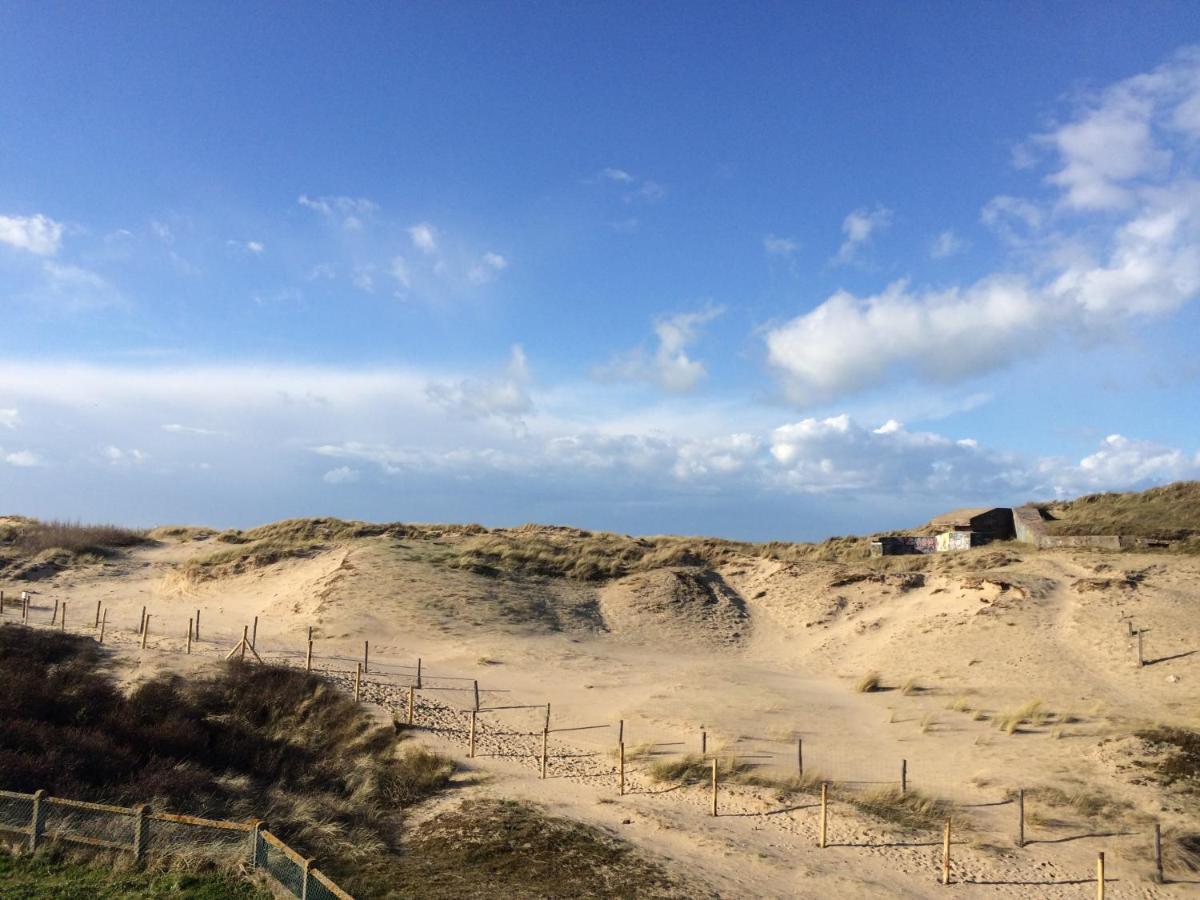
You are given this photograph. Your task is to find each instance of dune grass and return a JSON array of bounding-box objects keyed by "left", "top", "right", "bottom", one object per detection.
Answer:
[
  {"left": 995, "top": 700, "right": 1047, "bottom": 734},
  {"left": 1135, "top": 726, "right": 1200, "bottom": 793},
  {"left": 0, "top": 518, "right": 146, "bottom": 558},
  {"left": 849, "top": 786, "right": 952, "bottom": 831},
  {"left": 1034, "top": 481, "right": 1200, "bottom": 541},
  {"left": 855, "top": 671, "right": 882, "bottom": 693}
]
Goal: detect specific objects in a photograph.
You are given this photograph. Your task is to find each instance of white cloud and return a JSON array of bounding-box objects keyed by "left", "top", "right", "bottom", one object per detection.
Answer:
[
  {"left": 37, "top": 261, "right": 122, "bottom": 309},
  {"left": 298, "top": 194, "right": 378, "bottom": 230},
  {"left": 0, "top": 408, "right": 18, "bottom": 429},
  {"left": 980, "top": 195, "right": 1043, "bottom": 243},
  {"left": 598, "top": 305, "right": 724, "bottom": 394},
  {"left": 1051, "top": 433, "right": 1199, "bottom": 493},
  {"left": 0, "top": 213, "right": 64, "bottom": 255},
  {"left": 162, "top": 423, "right": 223, "bottom": 436},
  {"left": 594, "top": 168, "right": 666, "bottom": 202},
  {"left": 408, "top": 222, "right": 438, "bottom": 255},
  {"left": 930, "top": 230, "right": 967, "bottom": 259},
  {"left": 425, "top": 345, "right": 532, "bottom": 423},
  {"left": 103, "top": 445, "right": 148, "bottom": 465},
  {"left": 835, "top": 206, "right": 893, "bottom": 263},
  {"left": 352, "top": 266, "right": 375, "bottom": 293},
  {"left": 322, "top": 465, "right": 360, "bottom": 485},
  {"left": 764, "top": 234, "right": 798, "bottom": 257},
  {"left": 227, "top": 239, "right": 265, "bottom": 255},
  {"left": 467, "top": 251, "right": 508, "bottom": 285},
  {"left": 601, "top": 168, "right": 635, "bottom": 183},
  {"left": 766, "top": 277, "right": 1044, "bottom": 405},
  {"left": 4, "top": 450, "right": 43, "bottom": 467},
  {"left": 768, "top": 50, "right": 1200, "bottom": 407}
]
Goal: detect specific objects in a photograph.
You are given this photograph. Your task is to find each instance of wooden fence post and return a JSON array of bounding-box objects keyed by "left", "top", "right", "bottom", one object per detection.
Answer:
[
  {"left": 619, "top": 742, "right": 626, "bottom": 796},
  {"left": 1138, "top": 631, "right": 1145, "bottom": 667},
  {"left": 29, "top": 790, "right": 44, "bottom": 851},
  {"left": 99, "top": 609, "right": 106, "bottom": 644},
  {"left": 22, "top": 593, "right": 28, "bottom": 624},
  {"left": 469, "top": 710, "right": 477, "bottom": 758},
  {"left": 51, "top": 597, "right": 59, "bottom": 625},
  {"left": 1017, "top": 788, "right": 1025, "bottom": 847},
  {"left": 416, "top": 657, "right": 422, "bottom": 689},
  {"left": 798, "top": 737, "right": 803, "bottom": 776},
  {"left": 301, "top": 857, "right": 312, "bottom": 900},
  {"left": 363, "top": 640, "right": 368, "bottom": 674},
  {"left": 240, "top": 625, "right": 248, "bottom": 662},
  {"left": 251, "top": 615, "right": 258, "bottom": 649},
  {"left": 133, "top": 805, "right": 150, "bottom": 860},
  {"left": 545, "top": 702, "right": 551, "bottom": 731},
  {"left": 701, "top": 729, "right": 707, "bottom": 755},
  {"left": 60, "top": 601, "right": 66, "bottom": 632},
  {"left": 306, "top": 639, "right": 313, "bottom": 672},
  {"left": 474, "top": 680, "right": 480, "bottom": 711},
  {"left": 139, "top": 605, "right": 146, "bottom": 635},
  {"left": 819, "top": 783, "right": 828, "bottom": 848},
  {"left": 408, "top": 685, "right": 415, "bottom": 726},
  {"left": 195, "top": 609, "right": 200, "bottom": 641},
  {"left": 1097, "top": 851, "right": 1105, "bottom": 899},
  {"left": 711, "top": 758, "right": 718, "bottom": 817},
  {"left": 942, "top": 818, "right": 952, "bottom": 885},
  {"left": 618, "top": 719, "right": 624, "bottom": 745},
  {"left": 141, "top": 615, "right": 150, "bottom": 649},
  {"left": 1154, "top": 822, "right": 1164, "bottom": 883},
  {"left": 901, "top": 759, "right": 907, "bottom": 794},
  {"left": 541, "top": 727, "right": 549, "bottom": 779},
  {"left": 187, "top": 618, "right": 193, "bottom": 655},
  {"left": 94, "top": 599, "right": 101, "bottom": 629},
  {"left": 354, "top": 663, "right": 362, "bottom": 702},
  {"left": 248, "top": 819, "right": 265, "bottom": 868}
]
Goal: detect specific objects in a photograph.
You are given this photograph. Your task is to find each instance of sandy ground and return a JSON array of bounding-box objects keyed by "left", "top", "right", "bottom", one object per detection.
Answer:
[{"left": 4, "top": 530, "right": 1198, "bottom": 898}]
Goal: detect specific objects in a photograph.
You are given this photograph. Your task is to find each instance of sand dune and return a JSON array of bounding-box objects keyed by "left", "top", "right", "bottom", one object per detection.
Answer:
[{"left": 2, "top": 517, "right": 1197, "bottom": 896}]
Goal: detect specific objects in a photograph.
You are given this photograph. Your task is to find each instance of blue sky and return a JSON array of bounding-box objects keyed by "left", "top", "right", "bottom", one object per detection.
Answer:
[{"left": 2, "top": 2, "right": 1200, "bottom": 540}]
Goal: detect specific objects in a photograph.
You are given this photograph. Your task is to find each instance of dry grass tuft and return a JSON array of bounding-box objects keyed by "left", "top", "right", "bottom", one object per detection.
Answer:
[
  {"left": 900, "top": 678, "right": 920, "bottom": 696},
  {"left": 995, "top": 700, "right": 1047, "bottom": 734},
  {"left": 0, "top": 519, "right": 146, "bottom": 565},
  {"left": 850, "top": 787, "right": 951, "bottom": 831},
  {"left": 856, "top": 671, "right": 883, "bottom": 693}
]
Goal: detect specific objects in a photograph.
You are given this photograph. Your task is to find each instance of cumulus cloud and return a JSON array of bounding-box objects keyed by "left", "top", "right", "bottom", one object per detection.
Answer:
[
  {"left": 3, "top": 450, "right": 43, "bottom": 467},
  {"left": 1046, "top": 433, "right": 1200, "bottom": 494},
  {"left": 598, "top": 305, "right": 723, "bottom": 394},
  {"left": 835, "top": 206, "right": 892, "bottom": 264},
  {"left": 768, "top": 50, "right": 1200, "bottom": 407},
  {"left": 425, "top": 345, "right": 533, "bottom": 423},
  {"left": 0, "top": 408, "right": 18, "bottom": 429},
  {"left": 408, "top": 222, "right": 438, "bottom": 255},
  {"left": 322, "top": 465, "right": 360, "bottom": 485},
  {"left": 0, "top": 213, "right": 64, "bottom": 255}
]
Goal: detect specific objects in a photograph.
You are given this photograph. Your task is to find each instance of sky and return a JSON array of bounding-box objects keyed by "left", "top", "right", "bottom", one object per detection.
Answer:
[{"left": 2, "top": 2, "right": 1200, "bottom": 541}]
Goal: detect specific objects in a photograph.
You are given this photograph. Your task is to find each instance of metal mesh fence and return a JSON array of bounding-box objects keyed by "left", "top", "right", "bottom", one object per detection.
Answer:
[
  {"left": 258, "top": 832, "right": 305, "bottom": 896},
  {"left": 145, "top": 815, "right": 250, "bottom": 864},
  {"left": 42, "top": 799, "right": 133, "bottom": 851},
  {"left": 0, "top": 790, "right": 352, "bottom": 898},
  {"left": 0, "top": 793, "right": 33, "bottom": 840}
]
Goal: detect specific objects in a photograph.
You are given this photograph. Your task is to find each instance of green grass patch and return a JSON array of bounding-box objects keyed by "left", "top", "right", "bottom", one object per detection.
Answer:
[{"left": 0, "top": 850, "right": 265, "bottom": 899}]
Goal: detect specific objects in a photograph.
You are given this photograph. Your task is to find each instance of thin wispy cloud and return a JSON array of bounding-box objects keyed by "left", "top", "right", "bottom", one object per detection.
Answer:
[{"left": 835, "top": 206, "right": 893, "bottom": 264}]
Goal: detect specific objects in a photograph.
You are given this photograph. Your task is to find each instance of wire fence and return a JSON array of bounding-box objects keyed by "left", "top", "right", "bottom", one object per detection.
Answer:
[
  {"left": 0, "top": 585, "right": 1180, "bottom": 888},
  {"left": 0, "top": 788, "right": 352, "bottom": 899}
]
